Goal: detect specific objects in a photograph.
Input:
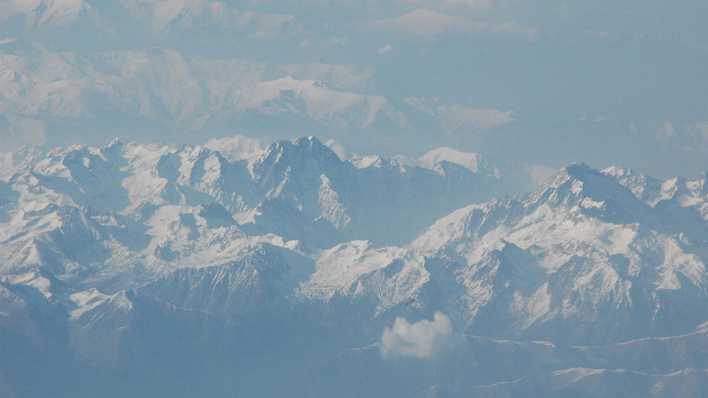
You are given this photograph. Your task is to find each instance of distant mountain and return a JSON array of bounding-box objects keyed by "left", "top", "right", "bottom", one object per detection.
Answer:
[
  {"left": 0, "top": 45, "right": 408, "bottom": 147},
  {"left": 0, "top": 0, "right": 300, "bottom": 47}
]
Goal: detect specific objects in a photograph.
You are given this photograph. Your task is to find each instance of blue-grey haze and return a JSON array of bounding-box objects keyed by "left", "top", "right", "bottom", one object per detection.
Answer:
[
  {"left": 1, "top": 0, "right": 708, "bottom": 177},
  {"left": 1, "top": 2, "right": 708, "bottom": 397}
]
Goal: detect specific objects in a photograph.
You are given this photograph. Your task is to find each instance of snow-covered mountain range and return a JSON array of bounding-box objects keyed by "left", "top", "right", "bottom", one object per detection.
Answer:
[{"left": 1, "top": 135, "right": 707, "bottom": 397}]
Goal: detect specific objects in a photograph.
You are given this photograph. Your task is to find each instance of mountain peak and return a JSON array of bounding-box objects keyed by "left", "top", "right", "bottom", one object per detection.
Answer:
[
  {"left": 543, "top": 163, "right": 623, "bottom": 194},
  {"left": 533, "top": 163, "right": 651, "bottom": 224},
  {"left": 257, "top": 136, "right": 343, "bottom": 171},
  {"left": 294, "top": 135, "right": 334, "bottom": 154}
]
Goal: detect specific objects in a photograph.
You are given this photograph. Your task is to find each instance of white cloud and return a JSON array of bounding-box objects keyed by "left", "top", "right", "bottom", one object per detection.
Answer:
[{"left": 380, "top": 312, "right": 454, "bottom": 360}]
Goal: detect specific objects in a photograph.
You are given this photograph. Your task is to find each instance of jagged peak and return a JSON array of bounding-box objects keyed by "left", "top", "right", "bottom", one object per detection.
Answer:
[
  {"left": 255, "top": 136, "right": 344, "bottom": 171},
  {"left": 536, "top": 163, "right": 626, "bottom": 197},
  {"left": 292, "top": 135, "right": 338, "bottom": 157},
  {"left": 525, "top": 163, "right": 652, "bottom": 224}
]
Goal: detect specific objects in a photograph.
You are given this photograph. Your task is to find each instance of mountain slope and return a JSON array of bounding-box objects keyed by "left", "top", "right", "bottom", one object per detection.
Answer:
[
  {"left": 0, "top": 136, "right": 510, "bottom": 287},
  {"left": 1, "top": 137, "right": 708, "bottom": 397}
]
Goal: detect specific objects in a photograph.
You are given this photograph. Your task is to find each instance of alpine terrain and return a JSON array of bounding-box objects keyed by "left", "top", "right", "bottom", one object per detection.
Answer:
[{"left": 1, "top": 136, "right": 707, "bottom": 397}]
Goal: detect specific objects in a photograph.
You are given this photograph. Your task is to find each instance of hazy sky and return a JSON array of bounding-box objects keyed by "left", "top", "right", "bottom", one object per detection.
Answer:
[{"left": 1, "top": 0, "right": 707, "bottom": 177}]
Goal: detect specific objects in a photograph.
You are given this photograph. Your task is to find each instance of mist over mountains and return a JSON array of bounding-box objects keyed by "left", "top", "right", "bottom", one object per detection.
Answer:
[
  {"left": 2, "top": 1, "right": 708, "bottom": 396},
  {"left": 2, "top": 0, "right": 708, "bottom": 176}
]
